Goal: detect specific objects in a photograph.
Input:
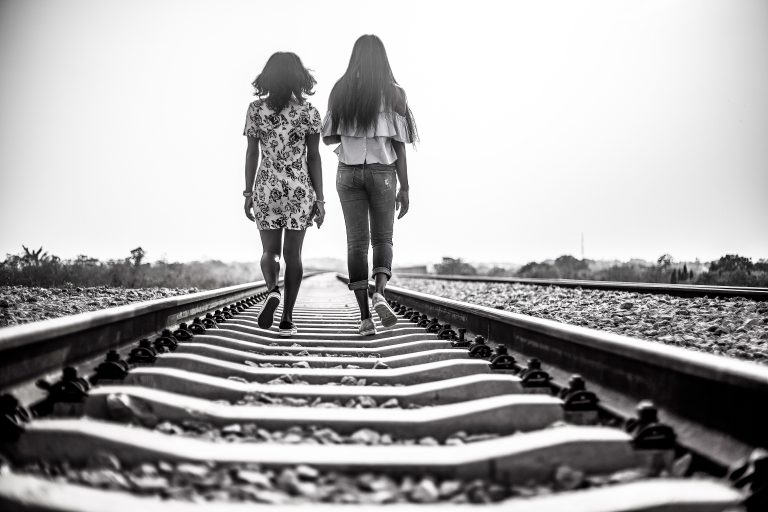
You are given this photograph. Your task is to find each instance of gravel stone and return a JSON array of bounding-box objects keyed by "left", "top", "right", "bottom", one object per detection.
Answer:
[
  {"left": 296, "top": 464, "right": 319, "bottom": 480},
  {"left": 130, "top": 475, "right": 169, "bottom": 492},
  {"left": 380, "top": 398, "right": 400, "bottom": 408},
  {"left": 410, "top": 477, "right": 439, "bottom": 503},
  {"left": 79, "top": 469, "right": 130, "bottom": 489},
  {"left": 356, "top": 396, "right": 377, "bottom": 408},
  {"left": 176, "top": 463, "right": 210, "bottom": 478},
  {"left": 439, "top": 479, "right": 463, "bottom": 497},
  {"left": 349, "top": 428, "right": 381, "bottom": 445},
  {"left": 236, "top": 469, "right": 272, "bottom": 487},
  {"left": 392, "top": 277, "right": 768, "bottom": 364},
  {"left": 86, "top": 452, "right": 122, "bottom": 471},
  {"left": 554, "top": 465, "right": 585, "bottom": 491},
  {"left": 0, "top": 285, "right": 196, "bottom": 328}
]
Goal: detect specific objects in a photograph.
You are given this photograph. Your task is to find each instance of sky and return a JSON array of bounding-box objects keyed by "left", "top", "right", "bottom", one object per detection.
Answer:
[{"left": 1, "top": 0, "right": 766, "bottom": 267}]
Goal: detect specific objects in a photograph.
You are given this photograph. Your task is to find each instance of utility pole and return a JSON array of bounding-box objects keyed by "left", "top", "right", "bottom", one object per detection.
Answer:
[{"left": 581, "top": 232, "right": 584, "bottom": 260}]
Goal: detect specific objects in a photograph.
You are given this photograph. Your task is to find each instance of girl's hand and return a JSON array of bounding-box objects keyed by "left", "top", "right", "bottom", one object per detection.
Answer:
[
  {"left": 244, "top": 196, "right": 255, "bottom": 222},
  {"left": 396, "top": 188, "right": 409, "bottom": 219},
  {"left": 313, "top": 201, "right": 326, "bottom": 228}
]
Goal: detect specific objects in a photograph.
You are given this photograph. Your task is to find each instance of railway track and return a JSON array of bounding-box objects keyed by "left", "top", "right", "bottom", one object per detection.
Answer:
[
  {"left": 0, "top": 272, "right": 764, "bottom": 510},
  {"left": 394, "top": 273, "right": 768, "bottom": 300}
]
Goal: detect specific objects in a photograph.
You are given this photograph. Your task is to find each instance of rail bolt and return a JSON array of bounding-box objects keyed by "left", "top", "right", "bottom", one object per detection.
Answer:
[
  {"left": 128, "top": 339, "right": 158, "bottom": 365},
  {"left": 154, "top": 332, "right": 178, "bottom": 351},
  {"left": 189, "top": 318, "right": 207, "bottom": 334},
  {"left": 0, "top": 394, "right": 31, "bottom": 442},
  {"left": 34, "top": 367, "right": 90, "bottom": 417},
  {"left": 520, "top": 359, "right": 552, "bottom": 391},
  {"left": 173, "top": 323, "right": 194, "bottom": 341},
  {"left": 418, "top": 315, "right": 432, "bottom": 328},
  {"left": 729, "top": 448, "right": 768, "bottom": 512},
  {"left": 212, "top": 310, "right": 226, "bottom": 323},
  {"left": 91, "top": 350, "right": 130, "bottom": 385},
  {"left": 152, "top": 339, "right": 169, "bottom": 354},
  {"left": 526, "top": 358, "right": 542, "bottom": 371},
  {"left": 489, "top": 345, "right": 516, "bottom": 370},
  {"left": 409, "top": 311, "right": 421, "bottom": 323},
  {"left": 451, "top": 328, "right": 470, "bottom": 348},
  {"left": 160, "top": 329, "right": 179, "bottom": 342},
  {"left": 201, "top": 314, "right": 217, "bottom": 329},
  {"left": 469, "top": 336, "right": 492, "bottom": 358},
  {"left": 560, "top": 374, "right": 599, "bottom": 424},
  {"left": 426, "top": 318, "right": 441, "bottom": 332},
  {"left": 437, "top": 324, "right": 457, "bottom": 340},
  {"left": 403, "top": 308, "right": 414, "bottom": 319},
  {"left": 221, "top": 307, "right": 234, "bottom": 319},
  {"left": 626, "top": 400, "right": 677, "bottom": 451}
]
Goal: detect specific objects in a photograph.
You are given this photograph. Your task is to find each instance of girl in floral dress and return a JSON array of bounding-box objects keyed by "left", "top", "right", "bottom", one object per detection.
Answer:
[{"left": 243, "top": 52, "right": 324, "bottom": 337}]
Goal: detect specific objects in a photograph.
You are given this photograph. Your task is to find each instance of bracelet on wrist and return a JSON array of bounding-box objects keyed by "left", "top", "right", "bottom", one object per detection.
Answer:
[
  {"left": 242, "top": 190, "right": 253, "bottom": 197},
  {"left": 314, "top": 199, "right": 326, "bottom": 204}
]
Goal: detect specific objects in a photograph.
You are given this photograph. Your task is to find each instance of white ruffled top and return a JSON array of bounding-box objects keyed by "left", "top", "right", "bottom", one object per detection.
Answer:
[{"left": 321, "top": 109, "right": 413, "bottom": 165}]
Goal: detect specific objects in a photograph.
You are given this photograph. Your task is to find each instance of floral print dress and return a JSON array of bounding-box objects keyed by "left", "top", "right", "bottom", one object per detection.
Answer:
[{"left": 243, "top": 98, "right": 322, "bottom": 230}]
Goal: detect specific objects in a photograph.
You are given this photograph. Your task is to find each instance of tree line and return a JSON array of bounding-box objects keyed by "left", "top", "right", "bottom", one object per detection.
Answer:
[
  {"left": 434, "top": 254, "right": 768, "bottom": 287},
  {"left": 0, "top": 246, "right": 263, "bottom": 289}
]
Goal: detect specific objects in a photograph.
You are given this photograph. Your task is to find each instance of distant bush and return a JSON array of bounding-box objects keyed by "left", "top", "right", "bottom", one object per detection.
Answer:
[
  {"left": 434, "top": 257, "right": 477, "bottom": 276},
  {"left": 0, "top": 246, "right": 263, "bottom": 289},
  {"left": 695, "top": 254, "right": 768, "bottom": 287}
]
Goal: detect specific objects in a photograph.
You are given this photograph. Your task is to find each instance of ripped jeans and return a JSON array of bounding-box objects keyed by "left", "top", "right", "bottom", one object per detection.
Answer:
[{"left": 336, "top": 162, "right": 397, "bottom": 290}]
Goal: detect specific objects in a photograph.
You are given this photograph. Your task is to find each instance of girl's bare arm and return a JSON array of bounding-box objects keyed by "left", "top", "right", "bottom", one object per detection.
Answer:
[
  {"left": 306, "top": 132, "right": 325, "bottom": 227},
  {"left": 243, "top": 136, "right": 259, "bottom": 221},
  {"left": 392, "top": 140, "right": 409, "bottom": 219}
]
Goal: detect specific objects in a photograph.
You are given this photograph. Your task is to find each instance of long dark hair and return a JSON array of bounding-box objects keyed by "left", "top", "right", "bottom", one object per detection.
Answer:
[
  {"left": 328, "top": 35, "right": 418, "bottom": 143},
  {"left": 252, "top": 52, "right": 316, "bottom": 112}
]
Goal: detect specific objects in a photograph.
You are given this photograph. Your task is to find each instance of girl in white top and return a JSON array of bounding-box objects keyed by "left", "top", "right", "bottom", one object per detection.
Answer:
[{"left": 322, "top": 34, "right": 418, "bottom": 336}]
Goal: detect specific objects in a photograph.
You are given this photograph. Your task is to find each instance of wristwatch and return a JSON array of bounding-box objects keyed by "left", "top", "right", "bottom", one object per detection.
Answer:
[{"left": 242, "top": 190, "right": 253, "bottom": 197}]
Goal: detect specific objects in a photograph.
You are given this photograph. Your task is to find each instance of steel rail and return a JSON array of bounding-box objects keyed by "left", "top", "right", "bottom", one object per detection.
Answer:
[
  {"left": 394, "top": 272, "right": 768, "bottom": 300},
  {"left": 365, "top": 277, "right": 768, "bottom": 468}
]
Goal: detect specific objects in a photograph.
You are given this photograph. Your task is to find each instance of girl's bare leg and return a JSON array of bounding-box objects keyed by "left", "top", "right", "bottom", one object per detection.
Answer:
[{"left": 281, "top": 229, "right": 307, "bottom": 323}]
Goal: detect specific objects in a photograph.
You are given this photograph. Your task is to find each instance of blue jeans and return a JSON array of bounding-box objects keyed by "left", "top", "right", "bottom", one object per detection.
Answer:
[{"left": 336, "top": 162, "right": 397, "bottom": 290}]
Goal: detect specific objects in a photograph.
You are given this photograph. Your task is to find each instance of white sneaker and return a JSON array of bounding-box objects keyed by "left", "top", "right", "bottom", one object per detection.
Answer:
[
  {"left": 372, "top": 293, "right": 397, "bottom": 328},
  {"left": 278, "top": 320, "right": 298, "bottom": 337},
  {"left": 359, "top": 318, "right": 377, "bottom": 336}
]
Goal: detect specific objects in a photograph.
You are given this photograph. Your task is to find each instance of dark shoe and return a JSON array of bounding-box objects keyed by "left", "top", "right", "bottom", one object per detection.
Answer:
[
  {"left": 257, "top": 288, "right": 281, "bottom": 329},
  {"left": 279, "top": 320, "right": 298, "bottom": 337}
]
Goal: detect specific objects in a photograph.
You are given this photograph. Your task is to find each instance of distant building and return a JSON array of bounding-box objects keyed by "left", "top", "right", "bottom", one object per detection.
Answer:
[{"left": 393, "top": 265, "right": 428, "bottom": 274}]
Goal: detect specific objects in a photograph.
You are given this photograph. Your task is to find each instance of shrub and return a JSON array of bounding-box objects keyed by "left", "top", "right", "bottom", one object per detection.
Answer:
[{"left": 0, "top": 246, "right": 263, "bottom": 289}]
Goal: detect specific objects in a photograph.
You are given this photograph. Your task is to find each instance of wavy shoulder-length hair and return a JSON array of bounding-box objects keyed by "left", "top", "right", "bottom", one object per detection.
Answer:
[
  {"left": 328, "top": 35, "right": 418, "bottom": 143},
  {"left": 252, "top": 52, "right": 316, "bottom": 112}
]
